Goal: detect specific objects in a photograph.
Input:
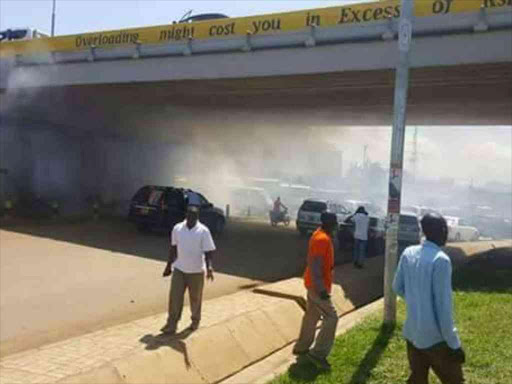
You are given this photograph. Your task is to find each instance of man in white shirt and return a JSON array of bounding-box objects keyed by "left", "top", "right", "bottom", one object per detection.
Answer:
[
  {"left": 345, "top": 206, "right": 370, "bottom": 269},
  {"left": 161, "top": 205, "right": 216, "bottom": 335}
]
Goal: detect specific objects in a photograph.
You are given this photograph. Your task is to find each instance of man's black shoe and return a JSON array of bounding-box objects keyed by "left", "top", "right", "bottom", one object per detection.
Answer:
[
  {"left": 306, "top": 353, "right": 331, "bottom": 371},
  {"left": 187, "top": 323, "right": 199, "bottom": 332},
  {"left": 160, "top": 324, "right": 176, "bottom": 336}
]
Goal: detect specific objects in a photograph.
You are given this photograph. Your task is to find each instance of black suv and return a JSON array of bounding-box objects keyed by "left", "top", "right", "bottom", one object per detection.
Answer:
[{"left": 129, "top": 186, "right": 225, "bottom": 235}]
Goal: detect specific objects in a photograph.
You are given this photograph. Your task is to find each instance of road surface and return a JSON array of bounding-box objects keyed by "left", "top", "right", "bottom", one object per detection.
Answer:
[{"left": 0, "top": 218, "right": 309, "bottom": 357}]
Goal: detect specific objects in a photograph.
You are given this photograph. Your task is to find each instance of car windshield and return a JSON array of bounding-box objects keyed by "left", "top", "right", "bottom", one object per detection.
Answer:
[
  {"left": 132, "top": 186, "right": 152, "bottom": 203},
  {"left": 300, "top": 201, "right": 327, "bottom": 212},
  {"left": 147, "top": 189, "right": 164, "bottom": 206}
]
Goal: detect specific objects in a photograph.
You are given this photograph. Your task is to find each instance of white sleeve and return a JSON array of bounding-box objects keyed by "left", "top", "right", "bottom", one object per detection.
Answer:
[
  {"left": 202, "top": 229, "right": 216, "bottom": 252},
  {"left": 171, "top": 225, "right": 178, "bottom": 246}
]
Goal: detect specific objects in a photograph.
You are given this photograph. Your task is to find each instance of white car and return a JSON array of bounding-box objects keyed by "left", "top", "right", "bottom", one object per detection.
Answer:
[
  {"left": 445, "top": 216, "right": 479, "bottom": 242},
  {"left": 296, "top": 199, "right": 350, "bottom": 236}
]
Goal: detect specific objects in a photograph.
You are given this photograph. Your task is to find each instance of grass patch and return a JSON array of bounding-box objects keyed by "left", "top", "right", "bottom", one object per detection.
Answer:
[{"left": 271, "top": 254, "right": 512, "bottom": 384}]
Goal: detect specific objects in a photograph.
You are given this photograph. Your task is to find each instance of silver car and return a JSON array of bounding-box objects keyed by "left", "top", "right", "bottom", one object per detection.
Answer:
[
  {"left": 397, "top": 213, "right": 422, "bottom": 255},
  {"left": 296, "top": 199, "right": 350, "bottom": 236}
]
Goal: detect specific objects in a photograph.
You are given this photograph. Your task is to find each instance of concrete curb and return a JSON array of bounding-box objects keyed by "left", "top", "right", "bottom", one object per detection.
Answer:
[
  {"left": 57, "top": 300, "right": 306, "bottom": 384},
  {"left": 221, "top": 299, "right": 385, "bottom": 384},
  {"left": 54, "top": 258, "right": 385, "bottom": 384},
  {"left": 443, "top": 240, "right": 511, "bottom": 267}
]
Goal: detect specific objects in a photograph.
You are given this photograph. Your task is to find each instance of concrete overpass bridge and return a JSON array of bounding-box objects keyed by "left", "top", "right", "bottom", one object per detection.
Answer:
[
  {"left": 1, "top": 1, "right": 511, "bottom": 129},
  {"left": 0, "top": 0, "right": 511, "bottom": 213}
]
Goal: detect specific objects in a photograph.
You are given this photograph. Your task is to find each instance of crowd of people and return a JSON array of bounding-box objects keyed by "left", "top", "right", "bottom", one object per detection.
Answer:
[{"left": 160, "top": 203, "right": 465, "bottom": 384}]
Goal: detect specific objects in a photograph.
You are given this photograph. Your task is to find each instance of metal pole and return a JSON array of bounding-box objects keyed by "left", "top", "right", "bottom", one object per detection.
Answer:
[
  {"left": 383, "top": 0, "right": 414, "bottom": 324},
  {"left": 51, "top": 0, "right": 56, "bottom": 37},
  {"left": 340, "top": 150, "right": 344, "bottom": 180}
]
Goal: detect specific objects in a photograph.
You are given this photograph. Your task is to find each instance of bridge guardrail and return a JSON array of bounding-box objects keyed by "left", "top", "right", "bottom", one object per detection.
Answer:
[{"left": 1, "top": 0, "right": 511, "bottom": 62}]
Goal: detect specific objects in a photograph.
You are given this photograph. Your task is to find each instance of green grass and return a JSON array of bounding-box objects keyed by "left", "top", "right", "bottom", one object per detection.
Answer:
[{"left": 271, "top": 255, "right": 512, "bottom": 384}]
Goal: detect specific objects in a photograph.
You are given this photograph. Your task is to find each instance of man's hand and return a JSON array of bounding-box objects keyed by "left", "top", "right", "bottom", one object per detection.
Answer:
[
  {"left": 451, "top": 347, "right": 466, "bottom": 364},
  {"left": 169, "top": 248, "right": 177, "bottom": 264},
  {"left": 206, "top": 268, "right": 214, "bottom": 282},
  {"left": 162, "top": 262, "right": 172, "bottom": 277},
  {"left": 319, "top": 290, "right": 330, "bottom": 300}
]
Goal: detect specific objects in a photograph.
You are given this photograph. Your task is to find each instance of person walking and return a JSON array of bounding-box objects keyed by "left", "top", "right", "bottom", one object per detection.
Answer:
[
  {"left": 161, "top": 205, "right": 216, "bottom": 335},
  {"left": 293, "top": 211, "right": 339, "bottom": 371},
  {"left": 345, "top": 206, "right": 370, "bottom": 268},
  {"left": 393, "top": 213, "right": 465, "bottom": 384}
]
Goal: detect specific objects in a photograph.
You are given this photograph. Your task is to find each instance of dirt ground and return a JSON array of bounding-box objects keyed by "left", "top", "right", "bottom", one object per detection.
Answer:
[{"left": 0, "top": 217, "right": 313, "bottom": 357}]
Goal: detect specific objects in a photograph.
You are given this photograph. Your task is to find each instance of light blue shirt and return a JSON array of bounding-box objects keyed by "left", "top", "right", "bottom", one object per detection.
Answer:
[{"left": 393, "top": 240, "right": 461, "bottom": 350}]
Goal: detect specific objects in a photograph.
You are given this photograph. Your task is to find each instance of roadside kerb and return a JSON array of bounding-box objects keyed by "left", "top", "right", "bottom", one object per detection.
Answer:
[
  {"left": 443, "top": 240, "right": 511, "bottom": 267},
  {"left": 0, "top": 257, "right": 383, "bottom": 384},
  {"left": 60, "top": 257, "right": 385, "bottom": 384},
  {"left": 221, "top": 299, "right": 385, "bottom": 384}
]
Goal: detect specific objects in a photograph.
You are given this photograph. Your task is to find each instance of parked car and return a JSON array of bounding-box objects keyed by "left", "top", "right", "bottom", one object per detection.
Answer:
[
  {"left": 129, "top": 185, "right": 225, "bottom": 235},
  {"left": 338, "top": 215, "right": 386, "bottom": 257},
  {"left": 338, "top": 212, "right": 421, "bottom": 259},
  {"left": 344, "top": 200, "right": 384, "bottom": 217},
  {"left": 398, "top": 213, "right": 422, "bottom": 249},
  {"left": 402, "top": 205, "right": 440, "bottom": 218},
  {"left": 0, "top": 27, "right": 48, "bottom": 42},
  {"left": 471, "top": 215, "right": 512, "bottom": 240},
  {"left": 226, "top": 186, "right": 272, "bottom": 218},
  {"left": 445, "top": 216, "right": 479, "bottom": 242},
  {"left": 179, "top": 13, "right": 229, "bottom": 23},
  {"left": 296, "top": 199, "right": 350, "bottom": 236},
  {"left": 402, "top": 205, "right": 422, "bottom": 217}
]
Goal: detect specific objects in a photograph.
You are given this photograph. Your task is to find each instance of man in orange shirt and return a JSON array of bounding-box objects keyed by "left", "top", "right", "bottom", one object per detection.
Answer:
[{"left": 293, "top": 211, "right": 339, "bottom": 371}]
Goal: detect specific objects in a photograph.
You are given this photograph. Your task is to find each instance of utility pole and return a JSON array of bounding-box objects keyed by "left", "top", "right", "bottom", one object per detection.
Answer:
[
  {"left": 340, "top": 150, "right": 344, "bottom": 180},
  {"left": 469, "top": 177, "right": 474, "bottom": 223},
  {"left": 51, "top": 0, "right": 56, "bottom": 37},
  {"left": 383, "top": 0, "right": 414, "bottom": 324},
  {"left": 408, "top": 126, "right": 419, "bottom": 182}
]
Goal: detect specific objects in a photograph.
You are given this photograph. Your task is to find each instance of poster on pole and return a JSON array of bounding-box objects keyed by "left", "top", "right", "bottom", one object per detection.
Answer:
[{"left": 388, "top": 167, "right": 402, "bottom": 214}]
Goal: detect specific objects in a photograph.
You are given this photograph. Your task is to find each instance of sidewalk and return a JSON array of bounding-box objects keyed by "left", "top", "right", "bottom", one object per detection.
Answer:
[{"left": 0, "top": 257, "right": 384, "bottom": 384}]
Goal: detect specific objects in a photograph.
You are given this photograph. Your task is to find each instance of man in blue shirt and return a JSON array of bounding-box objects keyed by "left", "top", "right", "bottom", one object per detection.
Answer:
[{"left": 393, "top": 213, "right": 465, "bottom": 384}]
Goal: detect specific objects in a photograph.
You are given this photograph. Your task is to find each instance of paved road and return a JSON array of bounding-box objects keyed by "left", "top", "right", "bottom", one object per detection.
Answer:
[{"left": 0, "top": 218, "right": 309, "bottom": 357}]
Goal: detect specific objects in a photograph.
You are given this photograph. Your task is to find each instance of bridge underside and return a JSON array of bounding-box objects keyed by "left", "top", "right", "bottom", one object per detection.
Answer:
[
  {"left": 1, "top": 62, "right": 511, "bottom": 139},
  {"left": 0, "top": 62, "right": 510, "bottom": 217}
]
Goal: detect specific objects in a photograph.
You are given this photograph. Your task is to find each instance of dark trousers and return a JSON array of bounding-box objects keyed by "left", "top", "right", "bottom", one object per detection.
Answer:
[
  {"left": 166, "top": 268, "right": 204, "bottom": 332},
  {"left": 407, "top": 341, "right": 465, "bottom": 384},
  {"left": 353, "top": 239, "right": 368, "bottom": 265}
]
